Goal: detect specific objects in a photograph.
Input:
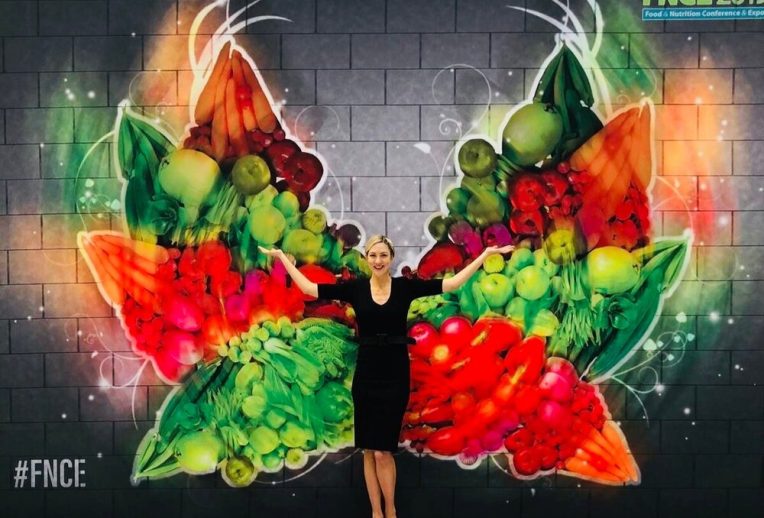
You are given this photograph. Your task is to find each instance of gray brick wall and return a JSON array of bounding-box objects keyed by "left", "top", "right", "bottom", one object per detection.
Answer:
[{"left": 0, "top": 1, "right": 762, "bottom": 517}]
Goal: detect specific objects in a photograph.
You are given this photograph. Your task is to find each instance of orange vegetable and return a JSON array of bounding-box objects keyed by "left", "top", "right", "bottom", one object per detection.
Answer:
[
  {"left": 225, "top": 77, "right": 248, "bottom": 156},
  {"left": 239, "top": 55, "right": 277, "bottom": 132},
  {"left": 231, "top": 50, "right": 245, "bottom": 86},
  {"left": 77, "top": 235, "right": 125, "bottom": 305},
  {"left": 97, "top": 233, "right": 170, "bottom": 263},
  {"left": 211, "top": 58, "right": 231, "bottom": 161},
  {"left": 601, "top": 420, "right": 640, "bottom": 481},
  {"left": 563, "top": 457, "right": 624, "bottom": 484},
  {"left": 194, "top": 41, "right": 231, "bottom": 125},
  {"left": 78, "top": 232, "right": 172, "bottom": 311},
  {"left": 569, "top": 103, "right": 653, "bottom": 224}
]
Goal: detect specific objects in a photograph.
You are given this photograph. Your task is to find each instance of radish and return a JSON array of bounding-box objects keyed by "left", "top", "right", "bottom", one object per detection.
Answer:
[
  {"left": 224, "top": 293, "right": 250, "bottom": 322},
  {"left": 165, "top": 330, "right": 204, "bottom": 365},
  {"left": 538, "top": 371, "right": 573, "bottom": 402},
  {"left": 481, "top": 430, "right": 504, "bottom": 452},
  {"left": 537, "top": 400, "right": 572, "bottom": 430},
  {"left": 163, "top": 295, "right": 205, "bottom": 332},
  {"left": 545, "top": 357, "right": 579, "bottom": 384}
]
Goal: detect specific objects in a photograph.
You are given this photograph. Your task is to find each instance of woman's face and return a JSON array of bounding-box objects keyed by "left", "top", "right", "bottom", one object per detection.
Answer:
[{"left": 366, "top": 242, "right": 393, "bottom": 278}]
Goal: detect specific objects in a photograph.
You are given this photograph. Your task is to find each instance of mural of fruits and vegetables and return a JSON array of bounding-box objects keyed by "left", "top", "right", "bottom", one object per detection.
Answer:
[{"left": 75, "top": 5, "right": 690, "bottom": 489}]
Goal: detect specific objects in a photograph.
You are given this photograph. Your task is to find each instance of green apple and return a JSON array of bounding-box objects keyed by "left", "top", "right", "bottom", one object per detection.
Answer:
[
  {"left": 158, "top": 148, "right": 221, "bottom": 224},
  {"left": 508, "top": 247, "right": 534, "bottom": 271},
  {"left": 427, "top": 214, "right": 450, "bottom": 241},
  {"left": 505, "top": 296, "right": 527, "bottom": 325},
  {"left": 458, "top": 138, "right": 497, "bottom": 178},
  {"left": 282, "top": 228, "right": 322, "bottom": 263},
  {"left": 301, "top": 208, "right": 327, "bottom": 234},
  {"left": 502, "top": 103, "right": 563, "bottom": 167},
  {"left": 273, "top": 191, "right": 300, "bottom": 218},
  {"left": 232, "top": 155, "right": 272, "bottom": 195},
  {"left": 478, "top": 273, "right": 514, "bottom": 308},
  {"left": 249, "top": 205, "right": 286, "bottom": 245},
  {"left": 502, "top": 263, "right": 518, "bottom": 279},
  {"left": 222, "top": 456, "right": 257, "bottom": 487},
  {"left": 483, "top": 253, "right": 505, "bottom": 274},
  {"left": 533, "top": 248, "right": 559, "bottom": 277},
  {"left": 515, "top": 265, "right": 550, "bottom": 301},
  {"left": 461, "top": 175, "right": 497, "bottom": 197},
  {"left": 245, "top": 184, "right": 278, "bottom": 211},
  {"left": 175, "top": 430, "right": 224, "bottom": 474},
  {"left": 446, "top": 187, "right": 471, "bottom": 215},
  {"left": 465, "top": 190, "right": 505, "bottom": 229}
]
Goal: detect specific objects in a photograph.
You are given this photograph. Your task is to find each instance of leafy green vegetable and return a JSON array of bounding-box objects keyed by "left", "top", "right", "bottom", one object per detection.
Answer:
[
  {"left": 583, "top": 237, "right": 691, "bottom": 381},
  {"left": 116, "top": 104, "right": 176, "bottom": 182},
  {"left": 534, "top": 45, "right": 603, "bottom": 162}
]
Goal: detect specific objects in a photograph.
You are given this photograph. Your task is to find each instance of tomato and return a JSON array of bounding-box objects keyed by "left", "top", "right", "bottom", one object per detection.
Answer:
[
  {"left": 408, "top": 322, "right": 440, "bottom": 359},
  {"left": 534, "top": 444, "right": 558, "bottom": 470},
  {"left": 439, "top": 316, "right": 472, "bottom": 348},
  {"left": 504, "top": 428, "right": 533, "bottom": 452},
  {"left": 512, "top": 448, "right": 541, "bottom": 476}
]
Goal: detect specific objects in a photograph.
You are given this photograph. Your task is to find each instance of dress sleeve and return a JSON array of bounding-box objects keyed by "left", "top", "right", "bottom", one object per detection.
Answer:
[
  {"left": 317, "top": 280, "right": 357, "bottom": 303},
  {"left": 406, "top": 277, "right": 443, "bottom": 299}
]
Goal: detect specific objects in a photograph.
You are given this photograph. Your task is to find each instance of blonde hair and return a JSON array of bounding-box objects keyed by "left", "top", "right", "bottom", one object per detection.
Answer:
[{"left": 364, "top": 234, "right": 395, "bottom": 258}]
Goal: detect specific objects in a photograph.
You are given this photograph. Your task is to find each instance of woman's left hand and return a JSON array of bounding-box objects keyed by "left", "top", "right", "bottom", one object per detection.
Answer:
[{"left": 483, "top": 244, "right": 515, "bottom": 256}]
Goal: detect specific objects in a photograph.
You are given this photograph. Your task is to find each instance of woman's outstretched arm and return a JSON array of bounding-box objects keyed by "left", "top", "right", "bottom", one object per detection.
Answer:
[
  {"left": 258, "top": 246, "right": 319, "bottom": 298},
  {"left": 442, "top": 244, "right": 514, "bottom": 293}
]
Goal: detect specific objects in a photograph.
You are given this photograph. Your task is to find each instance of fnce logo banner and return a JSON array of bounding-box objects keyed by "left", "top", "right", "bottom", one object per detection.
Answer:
[{"left": 642, "top": 0, "right": 764, "bottom": 20}]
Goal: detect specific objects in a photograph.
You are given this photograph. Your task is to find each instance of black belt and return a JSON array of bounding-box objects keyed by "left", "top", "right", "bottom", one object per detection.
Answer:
[{"left": 356, "top": 334, "right": 415, "bottom": 346}]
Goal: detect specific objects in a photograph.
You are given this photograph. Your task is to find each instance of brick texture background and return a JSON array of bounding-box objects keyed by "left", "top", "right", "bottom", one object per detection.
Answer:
[{"left": 0, "top": 0, "right": 762, "bottom": 517}]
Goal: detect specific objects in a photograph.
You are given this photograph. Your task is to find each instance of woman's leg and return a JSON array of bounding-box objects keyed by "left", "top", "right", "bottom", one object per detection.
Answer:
[
  {"left": 363, "top": 450, "right": 384, "bottom": 518},
  {"left": 373, "top": 450, "right": 397, "bottom": 518}
]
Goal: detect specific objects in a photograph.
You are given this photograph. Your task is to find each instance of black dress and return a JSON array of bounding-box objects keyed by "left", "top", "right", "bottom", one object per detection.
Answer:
[{"left": 317, "top": 276, "right": 442, "bottom": 451}]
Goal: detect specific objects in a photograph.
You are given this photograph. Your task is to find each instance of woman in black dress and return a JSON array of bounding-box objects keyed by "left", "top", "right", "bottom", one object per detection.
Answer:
[{"left": 260, "top": 236, "right": 513, "bottom": 518}]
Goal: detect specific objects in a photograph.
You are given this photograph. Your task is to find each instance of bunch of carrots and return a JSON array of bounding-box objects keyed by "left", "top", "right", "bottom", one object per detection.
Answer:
[
  {"left": 77, "top": 232, "right": 173, "bottom": 312},
  {"left": 569, "top": 103, "right": 652, "bottom": 223},
  {"left": 560, "top": 420, "right": 640, "bottom": 484},
  {"left": 191, "top": 41, "right": 278, "bottom": 161}
]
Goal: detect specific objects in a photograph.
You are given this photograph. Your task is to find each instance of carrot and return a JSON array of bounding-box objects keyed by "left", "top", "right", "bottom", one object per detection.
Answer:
[
  {"left": 195, "top": 41, "right": 231, "bottom": 125},
  {"left": 106, "top": 254, "right": 158, "bottom": 294},
  {"left": 574, "top": 447, "right": 629, "bottom": 480},
  {"left": 602, "top": 142, "right": 635, "bottom": 218},
  {"left": 96, "top": 233, "right": 170, "bottom": 264},
  {"left": 588, "top": 110, "right": 636, "bottom": 179},
  {"left": 78, "top": 237, "right": 126, "bottom": 305},
  {"left": 601, "top": 421, "right": 640, "bottom": 482},
  {"left": 239, "top": 55, "right": 277, "bottom": 132},
  {"left": 229, "top": 51, "right": 257, "bottom": 131},
  {"left": 563, "top": 457, "right": 623, "bottom": 484},
  {"left": 231, "top": 50, "right": 245, "bottom": 86},
  {"left": 211, "top": 58, "right": 231, "bottom": 161},
  {"left": 632, "top": 104, "right": 652, "bottom": 191},
  {"left": 225, "top": 77, "right": 248, "bottom": 156},
  {"left": 570, "top": 108, "right": 635, "bottom": 172},
  {"left": 88, "top": 238, "right": 150, "bottom": 276}
]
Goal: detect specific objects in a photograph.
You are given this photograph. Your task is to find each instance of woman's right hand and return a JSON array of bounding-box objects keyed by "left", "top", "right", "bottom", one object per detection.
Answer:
[
  {"left": 258, "top": 246, "right": 296, "bottom": 265},
  {"left": 258, "top": 245, "right": 283, "bottom": 258}
]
